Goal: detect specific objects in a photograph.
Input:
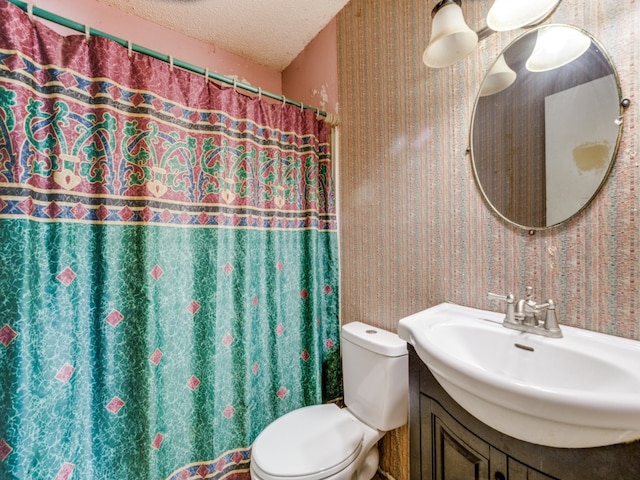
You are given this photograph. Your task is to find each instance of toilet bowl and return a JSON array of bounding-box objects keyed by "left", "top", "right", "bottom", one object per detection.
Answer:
[
  {"left": 250, "top": 322, "right": 408, "bottom": 480},
  {"left": 250, "top": 403, "right": 382, "bottom": 480}
]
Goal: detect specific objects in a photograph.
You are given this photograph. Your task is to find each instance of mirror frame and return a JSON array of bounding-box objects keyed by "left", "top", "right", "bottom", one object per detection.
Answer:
[{"left": 469, "top": 24, "right": 625, "bottom": 231}]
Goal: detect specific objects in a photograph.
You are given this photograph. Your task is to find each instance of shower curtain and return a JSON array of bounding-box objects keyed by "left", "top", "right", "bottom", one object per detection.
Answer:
[{"left": 0, "top": 3, "right": 340, "bottom": 479}]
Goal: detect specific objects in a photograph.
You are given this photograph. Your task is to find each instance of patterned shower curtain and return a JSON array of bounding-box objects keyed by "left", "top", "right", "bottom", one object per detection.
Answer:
[{"left": 0, "top": 3, "right": 340, "bottom": 479}]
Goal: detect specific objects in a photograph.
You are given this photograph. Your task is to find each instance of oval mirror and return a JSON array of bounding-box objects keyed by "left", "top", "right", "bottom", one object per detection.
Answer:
[{"left": 470, "top": 25, "right": 624, "bottom": 230}]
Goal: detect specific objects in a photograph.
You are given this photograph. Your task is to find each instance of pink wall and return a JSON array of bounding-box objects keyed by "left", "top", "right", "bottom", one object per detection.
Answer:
[
  {"left": 282, "top": 19, "right": 339, "bottom": 114},
  {"left": 30, "top": 0, "right": 282, "bottom": 94}
]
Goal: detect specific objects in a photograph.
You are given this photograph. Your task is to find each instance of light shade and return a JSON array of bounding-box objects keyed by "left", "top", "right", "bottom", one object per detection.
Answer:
[
  {"left": 526, "top": 26, "right": 591, "bottom": 72},
  {"left": 423, "top": 0, "right": 478, "bottom": 68},
  {"left": 487, "top": 0, "right": 561, "bottom": 32},
  {"left": 479, "top": 54, "right": 517, "bottom": 96}
]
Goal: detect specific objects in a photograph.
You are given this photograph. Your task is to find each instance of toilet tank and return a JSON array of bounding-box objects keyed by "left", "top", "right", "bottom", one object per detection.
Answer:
[{"left": 341, "top": 322, "right": 408, "bottom": 432}]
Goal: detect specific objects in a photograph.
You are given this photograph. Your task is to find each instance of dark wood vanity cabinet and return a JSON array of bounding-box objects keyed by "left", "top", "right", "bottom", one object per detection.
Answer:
[
  {"left": 424, "top": 397, "right": 554, "bottom": 480},
  {"left": 408, "top": 346, "right": 640, "bottom": 480}
]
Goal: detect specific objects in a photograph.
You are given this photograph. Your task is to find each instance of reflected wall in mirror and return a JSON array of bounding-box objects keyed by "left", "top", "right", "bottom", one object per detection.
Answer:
[{"left": 470, "top": 25, "right": 624, "bottom": 230}]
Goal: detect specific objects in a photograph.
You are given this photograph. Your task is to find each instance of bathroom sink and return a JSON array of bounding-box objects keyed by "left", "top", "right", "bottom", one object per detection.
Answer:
[{"left": 398, "top": 302, "right": 640, "bottom": 448}]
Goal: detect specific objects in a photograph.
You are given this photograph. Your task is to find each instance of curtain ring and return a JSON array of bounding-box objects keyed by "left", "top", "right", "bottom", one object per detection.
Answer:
[
  {"left": 27, "top": 3, "right": 34, "bottom": 22},
  {"left": 258, "top": 87, "right": 262, "bottom": 101},
  {"left": 169, "top": 55, "right": 174, "bottom": 71},
  {"left": 300, "top": 102, "right": 304, "bottom": 112},
  {"left": 85, "top": 24, "right": 91, "bottom": 42},
  {"left": 281, "top": 95, "right": 286, "bottom": 107},
  {"left": 127, "top": 40, "right": 133, "bottom": 57},
  {"left": 204, "top": 68, "right": 209, "bottom": 84},
  {"left": 233, "top": 78, "right": 238, "bottom": 93}
]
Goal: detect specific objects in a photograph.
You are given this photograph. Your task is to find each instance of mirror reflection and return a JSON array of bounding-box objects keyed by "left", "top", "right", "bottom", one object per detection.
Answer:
[{"left": 471, "top": 25, "right": 623, "bottom": 229}]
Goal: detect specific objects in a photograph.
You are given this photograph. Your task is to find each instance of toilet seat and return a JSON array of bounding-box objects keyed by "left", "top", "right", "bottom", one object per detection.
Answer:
[{"left": 251, "top": 404, "right": 364, "bottom": 480}]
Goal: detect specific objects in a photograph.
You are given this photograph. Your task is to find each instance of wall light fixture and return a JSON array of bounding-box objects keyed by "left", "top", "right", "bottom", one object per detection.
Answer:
[
  {"left": 423, "top": 0, "right": 562, "bottom": 68},
  {"left": 422, "top": 0, "right": 478, "bottom": 68}
]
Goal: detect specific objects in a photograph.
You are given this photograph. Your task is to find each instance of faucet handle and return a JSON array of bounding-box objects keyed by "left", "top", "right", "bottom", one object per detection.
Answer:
[
  {"left": 487, "top": 292, "right": 515, "bottom": 303},
  {"left": 487, "top": 292, "right": 518, "bottom": 325},
  {"left": 542, "top": 299, "right": 563, "bottom": 337}
]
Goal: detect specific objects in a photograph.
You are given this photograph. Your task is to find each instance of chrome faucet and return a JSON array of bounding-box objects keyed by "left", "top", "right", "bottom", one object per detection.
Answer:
[{"left": 488, "top": 287, "right": 562, "bottom": 338}]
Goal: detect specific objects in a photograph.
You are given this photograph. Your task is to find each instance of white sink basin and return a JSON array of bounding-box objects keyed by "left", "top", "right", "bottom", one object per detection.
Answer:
[{"left": 398, "top": 302, "right": 640, "bottom": 448}]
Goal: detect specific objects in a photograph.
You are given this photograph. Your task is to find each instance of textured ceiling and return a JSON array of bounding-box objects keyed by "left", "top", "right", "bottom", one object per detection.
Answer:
[{"left": 95, "top": 0, "right": 351, "bottom": 71}]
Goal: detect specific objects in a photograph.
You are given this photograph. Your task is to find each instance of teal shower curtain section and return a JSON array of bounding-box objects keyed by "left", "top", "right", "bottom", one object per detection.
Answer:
[{"left": 0, "top": 3, "right": 340, "bottom": 479}]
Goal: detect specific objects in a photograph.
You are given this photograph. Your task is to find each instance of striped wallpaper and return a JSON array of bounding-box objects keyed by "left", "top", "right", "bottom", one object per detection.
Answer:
[{"left": 337, "top": 1, "right": 639, "bottom": 478}]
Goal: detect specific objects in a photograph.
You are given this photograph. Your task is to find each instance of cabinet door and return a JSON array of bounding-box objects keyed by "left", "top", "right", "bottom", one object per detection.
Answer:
[
  {"left": 433, "top": 415, "right": 489, "bottom": 480},
  {"left": 424, "top": 397, "right": 509, "bottom": 480}
]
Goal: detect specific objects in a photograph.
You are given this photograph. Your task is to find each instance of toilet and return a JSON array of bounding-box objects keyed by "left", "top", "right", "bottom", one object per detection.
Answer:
[{"left": 250, "top": 322, "right": 408, "bottom": 480}]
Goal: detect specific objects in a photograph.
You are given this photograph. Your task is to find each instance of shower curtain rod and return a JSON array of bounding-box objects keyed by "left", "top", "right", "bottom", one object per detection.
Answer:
[{"left": 5, "top": 0, "right": 332, "bottom": 120}]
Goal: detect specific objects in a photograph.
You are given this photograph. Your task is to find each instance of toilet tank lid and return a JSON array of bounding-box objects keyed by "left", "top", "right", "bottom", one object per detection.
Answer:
[{"left": 341, "top": 322, "right": 407, "bottom": 357}]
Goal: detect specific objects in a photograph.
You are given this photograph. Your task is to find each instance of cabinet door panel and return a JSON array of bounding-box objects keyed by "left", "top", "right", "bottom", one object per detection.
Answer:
[
  {"left": 428, "top": 399, "right": 492, "bottom": 480},
  {"left": 434, "top": 417, "right": 489, "bottom": 480}
]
